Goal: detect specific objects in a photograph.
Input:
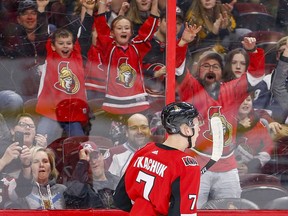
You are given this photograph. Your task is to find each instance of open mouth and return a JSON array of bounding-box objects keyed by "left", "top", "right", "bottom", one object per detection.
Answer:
[
  {"left": 205, "top": 72, "right": 216, "bottom": 80},
  {"left": 62, "top": 50, "right": 70, "bottom": 55},
  {"left": 86, "top": 0, "right": 94, "bottom": 5}
]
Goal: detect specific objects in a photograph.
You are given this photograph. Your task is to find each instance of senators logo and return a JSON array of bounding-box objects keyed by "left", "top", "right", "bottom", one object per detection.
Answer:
[
  {"left": 203, "top": 106, "right": 233, "bottom": 147},
  {"left": 182, "top": 156, "right": 198, "bottom": 166},
  {"left": 115, "top": 57, "right": 137, "bottom": 88},
  {"left": 116, "top": 63, "right": 136, "bottom": 88},
  {"left": 54, "top": 61, "right": 80, "bottom": 94}
]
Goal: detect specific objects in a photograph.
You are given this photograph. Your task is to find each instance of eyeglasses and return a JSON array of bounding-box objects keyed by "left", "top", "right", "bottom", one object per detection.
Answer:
[
  {"left": 18, "top": 121, "right": 35, "bottom": 129},
  {"left": 200, "top": 63, "right": 221, "bottom": 71}
]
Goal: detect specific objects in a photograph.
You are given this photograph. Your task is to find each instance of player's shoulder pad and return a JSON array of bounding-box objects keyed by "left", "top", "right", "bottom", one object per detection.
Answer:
[{"left": 181, "top": 156, "right": 198, "bottom": 166}]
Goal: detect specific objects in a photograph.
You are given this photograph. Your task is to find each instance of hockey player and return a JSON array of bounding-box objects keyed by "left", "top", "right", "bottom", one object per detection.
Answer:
[{"left": 113, "top": 102, "right": 202, "bottom": 215}]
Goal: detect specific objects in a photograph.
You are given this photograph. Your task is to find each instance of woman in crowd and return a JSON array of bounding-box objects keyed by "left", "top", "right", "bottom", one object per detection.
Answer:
[
  {"left": 185, "top": 0, "right": 236, "bottom": 54},
  {"left": 14, "top": 147, "right": 66, "bottom": 209},
  {"left": 236, "top": 94, "right": 275, "bottom": 174}
]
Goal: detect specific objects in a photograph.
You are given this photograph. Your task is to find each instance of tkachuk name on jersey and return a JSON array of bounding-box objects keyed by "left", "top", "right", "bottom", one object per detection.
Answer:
[
  {"left": 182, "top": 156, "right": 198, "bottom": 167},
  {"left": 133, "top": 156, "right": 167, "bottom": 177}
]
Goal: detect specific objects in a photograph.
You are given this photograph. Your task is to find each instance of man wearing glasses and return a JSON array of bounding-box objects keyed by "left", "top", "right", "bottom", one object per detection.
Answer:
[{"left": 178, "top": 37, "right": 265, "bottom": 208}]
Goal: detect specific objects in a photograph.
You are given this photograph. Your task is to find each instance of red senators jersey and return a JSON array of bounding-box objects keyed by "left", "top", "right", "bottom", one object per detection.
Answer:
[
  {"left": 114, "top": 142, "right": 200, "bottom": 216},
  {"left": 36, "top": 40, "right": 88, "bottom": 122},
  {"left": 84, "top": 18, "right": 110, "bottom": 94},
  {"left": 94, "top": 14, "right": 158, "bottom": 114},
  {"left": 84, "top": 45, "right": 106, "bottom": 93},
  {"left": 179, "top": 49, "right": 265, "bottom": 172},
  {"left": 236, "top": 120, "right": 275, "bottom": 162}
]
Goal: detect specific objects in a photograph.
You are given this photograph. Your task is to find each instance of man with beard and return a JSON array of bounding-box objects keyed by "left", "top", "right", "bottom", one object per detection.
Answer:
[
  {"left": 177, "top": 37, "right": 265, "bottom": 208},
  {"left": 104, "top": 113, "right": 151, "bottom": 178}
]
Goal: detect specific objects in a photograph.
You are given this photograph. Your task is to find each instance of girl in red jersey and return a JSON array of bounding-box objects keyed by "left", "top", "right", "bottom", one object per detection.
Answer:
[{"left": 94, "top": 0, "right": 159, "bottom": 115}]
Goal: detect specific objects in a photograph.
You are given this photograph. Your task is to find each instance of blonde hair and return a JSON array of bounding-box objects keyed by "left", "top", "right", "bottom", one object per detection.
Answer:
[{"left": 31, "top": 147, "right": 59, "bottom": 181}]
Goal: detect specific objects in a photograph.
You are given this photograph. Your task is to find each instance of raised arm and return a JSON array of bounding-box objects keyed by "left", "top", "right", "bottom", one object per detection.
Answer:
[{"left": 242, "top": 37, "right": 265, "bottom": 86}]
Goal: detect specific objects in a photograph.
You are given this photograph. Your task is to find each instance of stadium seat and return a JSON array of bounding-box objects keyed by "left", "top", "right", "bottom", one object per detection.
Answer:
[
  {"left": 240, "top": 173, "right": 282, "bottom": 188},
  {"left": 201, "top": 198, "right": 259, "bottom": 209},
  {"left": 234, "top": 3, "right": 268, "bottom": 14},
  {"left": 264, "top": 196, "right": 288, "bottom": 209},
  {"left": 234, "top": 3, "right": 276, "bottom": 31},
  {"left": 241, "top": 185, "right": 288, "bottom": 208}
]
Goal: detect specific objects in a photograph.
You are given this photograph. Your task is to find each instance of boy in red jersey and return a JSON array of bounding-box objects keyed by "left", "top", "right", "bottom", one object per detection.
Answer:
[
  {"left": 113, "top": 102, "right": 202, "bottom": 215},
  {"left": 35, "top": 0, "right": 96, "bottom": 144}
]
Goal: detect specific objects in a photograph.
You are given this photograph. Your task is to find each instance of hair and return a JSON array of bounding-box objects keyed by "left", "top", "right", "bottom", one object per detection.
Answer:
[
  {"left": 14, "top": 112, "right": 34, "bottom": 128},
  {"left": 277, "top": 36, "right": 288, "bottom": 51},
  {"left": 222, "top": 48, "right": 250, "bottom": 82},
  {"left": 51, "top": 28, "right": 73, "bottom": 45},
  {"left": 111, "top": 15, "right": 133, "bottom": 32},
  {"left": 126, "top": 0, "right": 150, "bottom": 25},
  {"left": 73, "top": 0, "right": 98, "bottom": 15},
  {"left": 31, "top": 147, "right": 59, "bottom": 181}
]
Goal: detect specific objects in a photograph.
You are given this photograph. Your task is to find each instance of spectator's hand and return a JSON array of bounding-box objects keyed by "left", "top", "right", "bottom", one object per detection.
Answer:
[
  {"left": 19, "top": 145, "right": 32, "bottom": 167},
  {"left": 212, "top": 14, "right": 222, "bottom": 35},
  {"left": 79, "top": 148, "right": 90, "bottom": 161},
  {"left": 119, "top": 2, "right": 130, "bottom": 16},
  {"left": 179, "top": 23, "right": 202, "bottom": 45},
  {"left": 242, "top": 37, "right": 257, "bottom": 51},
  {"left": 154, "top": 66, "right": 166, "bottom": 78},
  {"left": 1, "top": 143, "right": 22, "bottom": 166},
  {"left": 37, "top": 0, "right": 50, "bottom": 13},
  {"left": 237, "top": 163, "right": 248, "bottom": 175},
  {"left": 239, "top": 117, "right": 251, "bottom": 128},
  {"left": 150, "top": 0, "right": 159, "bottom": 16},
  {"left": 222, "top": 2, "right": 235, "bottom": 13},
  {"left": 220, "top": 11, "right": 229, "bottom": 29},
  {"left": 269, "top": 122, "right": 282, "bottom": 134},
  {"left": 35, "top": 134, "right": 47, "bottom": 148}
]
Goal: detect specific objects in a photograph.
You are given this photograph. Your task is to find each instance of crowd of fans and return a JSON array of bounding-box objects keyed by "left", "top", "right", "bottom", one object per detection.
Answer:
[{"left": 0, "top": 0, "right": 288, "bottom": 211}]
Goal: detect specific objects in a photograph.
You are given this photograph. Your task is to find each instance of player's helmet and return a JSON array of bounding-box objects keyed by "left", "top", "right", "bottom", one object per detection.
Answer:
[{"left": 161, "top": 102, "right": 199, "bottom": 134}]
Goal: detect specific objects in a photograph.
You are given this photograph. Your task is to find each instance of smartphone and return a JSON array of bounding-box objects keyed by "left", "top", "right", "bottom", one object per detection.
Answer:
[{"left": 15, "top": 131, "right": 24, "bottom": 147}]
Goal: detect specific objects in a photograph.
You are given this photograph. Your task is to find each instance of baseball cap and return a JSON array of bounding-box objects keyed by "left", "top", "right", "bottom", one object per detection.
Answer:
[
  {"left": 79, "top": 141, "right": 100, "bottom": 152},
  {"left": 18, "top": 0, "right": 37, "bottom": 14},
  {"left": 79, "top": 141, "right": 101, "bottom": 159},
  {"left": 198, "top": 50, "right": 224, "bottom": 69},
  {"left": 160, "top": 6, "right": 184, "bottom": 22}
]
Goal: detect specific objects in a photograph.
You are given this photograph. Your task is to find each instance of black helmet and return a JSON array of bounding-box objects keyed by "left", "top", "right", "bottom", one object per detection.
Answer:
[{"left": 161, "top": 102, "right": 199, "bottom": 134}]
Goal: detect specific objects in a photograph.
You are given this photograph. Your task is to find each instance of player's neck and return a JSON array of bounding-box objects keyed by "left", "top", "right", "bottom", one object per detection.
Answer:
[{"left": 163, "top": 135, "right": 186, "bottom": 152}]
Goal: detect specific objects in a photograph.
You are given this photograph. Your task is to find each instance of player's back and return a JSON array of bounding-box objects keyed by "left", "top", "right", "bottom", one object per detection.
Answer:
[{"left": 125, "top": 142, "right": 200, "bottom": 215}]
